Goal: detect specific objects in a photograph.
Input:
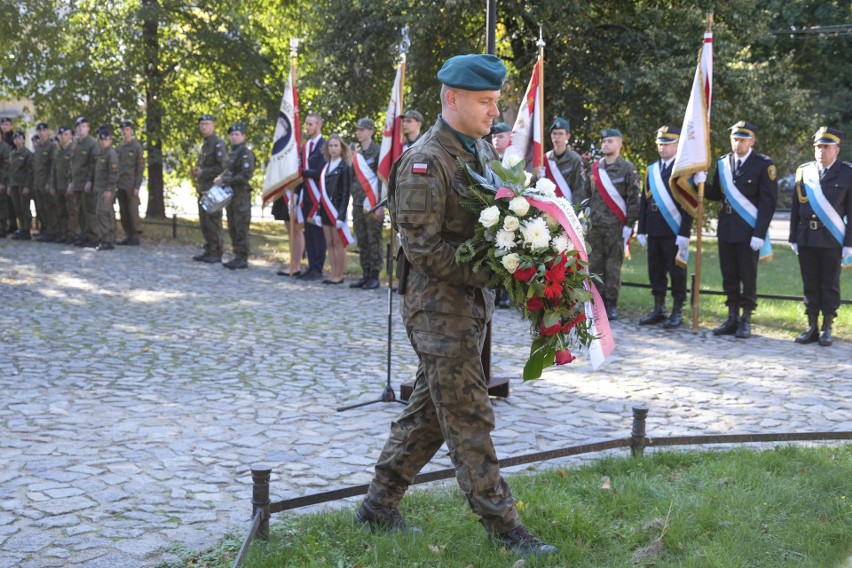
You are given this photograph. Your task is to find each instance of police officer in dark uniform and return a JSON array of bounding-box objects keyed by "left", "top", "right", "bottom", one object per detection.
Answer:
[
  {"left": 215, "top": 123, "right": 256, "bottom": 270},
  {"left": 789, "top": 127, "right": 852, "bottom": 346},
  {"left": 705, "top": 121, "right": 778, "bottom": 338},
  {"left": 637, "top": 126, "right": 692, "bottom": 328}
]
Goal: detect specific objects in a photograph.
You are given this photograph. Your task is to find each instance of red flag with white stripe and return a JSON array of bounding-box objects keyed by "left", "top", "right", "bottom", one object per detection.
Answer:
[
  {"left": 262, "top": 67, "right": 302, "bottom": 206},
  {"left": 377, "top": 63, "right": 404, "bottom": 194},
  {"left": 502, "top": 59, "right": 543, "bottom": 171}
]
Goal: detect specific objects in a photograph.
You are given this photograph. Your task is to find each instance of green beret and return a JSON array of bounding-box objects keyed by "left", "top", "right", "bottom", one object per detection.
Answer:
[
  {"left": 228, "top": 122, "right": 246, "bottom": 134},
  {"left": 437, "top": 54, "right": 506, "bottom": 91},
  {"left": 491, "top": 122, "right": 511, "bottom": 134},
  {"left": 600, "top": 128, "right": 622, "bottom": 139},
  {"left": 550, "top": 117, "right": 570, "bottom": 132},
  {"left": 199, "top": 113, "right": 215, "bottom": 123}
]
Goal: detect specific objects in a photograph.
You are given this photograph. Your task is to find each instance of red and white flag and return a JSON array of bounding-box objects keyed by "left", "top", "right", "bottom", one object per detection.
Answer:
[
  {"left": 262, "top": 67, "right": 302, "bottom": 206},
  {"left": 377, "top": 63, "right": 404, "bottom": 195},
  {"left": 502, "top": 59, "right": 543, "bottom": 171},
  {"left": 669, "top": 28, "right": 713, "bottom": 217}
]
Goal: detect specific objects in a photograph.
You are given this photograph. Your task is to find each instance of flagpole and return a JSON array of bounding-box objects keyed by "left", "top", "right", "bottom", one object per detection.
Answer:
[
  {"left": 288, "top": 37, "right": 300, "bottom": 275},
  {"left": 537, "top": 25, "right": 546, "bottom": 175},
  {"left": 692, "top": 13, "right": 712, "bottom": 332},
  {"left": 398, "top": 27, "right": 409, "bottom": 148}
]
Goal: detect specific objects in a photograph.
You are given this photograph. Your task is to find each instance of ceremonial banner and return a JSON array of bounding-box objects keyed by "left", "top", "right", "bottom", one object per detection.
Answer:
[
  {"left": 669, "top": 30, "right": 713, "bottom": 217},
  {"left": 262, "top": 68, "right": 302, "bottom": 206},
  {"left": 377, "top": 63, "right": 404, "bottom": 193},
  {"left": 503, "top": 60, "right": 543, "bottom": 171}
]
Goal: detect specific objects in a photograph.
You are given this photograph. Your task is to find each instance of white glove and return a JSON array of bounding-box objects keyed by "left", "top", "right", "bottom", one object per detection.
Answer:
[
  {"left": 636, "top": 234, "right": 647, "bottom": 248},
  {"left": 692, "top": 171, "right": 707, "bottom": 184},
  {"left": 622, "top": 225, "right": 633, "bottom": 241},
  {"left": 749, "top": 236, "right": 764, "bottom": 251},
  {"left": 335, "top": 219, "right": 345, "bottom": 229},
  {"left": 676, "top": 235, "right": 690, "bottom": 251},
  {"left": 790, "top": 243, "right": 798, "bottom": 255},
  {"left": 843, "top": 246, "right": 852, "bottom": 258}
]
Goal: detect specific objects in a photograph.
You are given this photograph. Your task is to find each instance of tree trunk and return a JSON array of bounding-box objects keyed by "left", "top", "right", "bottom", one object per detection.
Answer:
[{"left": 142, "top": 0, "right": 165, "bottom": 218}]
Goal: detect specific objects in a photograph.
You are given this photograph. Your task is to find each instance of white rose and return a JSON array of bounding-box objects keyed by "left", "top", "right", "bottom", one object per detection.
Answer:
[
  {"left": 503, "top": 216, "right": 520, "bottom": 232},
  {"left": 495, "top": 229, "right": 516, "bottom": 250},
  {"left": 551, "top": 234, "right": 570, "bottom": 253},
  {"left": 535, "top": 177, "right": 557, "bottom": 196},
  {"left": 478, "top": 205, "right": 501, "bottom": 228},
  {"left": 501, "top": 253, "right": 521, "bottom": 273},
  {"left": 508, "top": 196, "right": 530, "bottom": 217}
]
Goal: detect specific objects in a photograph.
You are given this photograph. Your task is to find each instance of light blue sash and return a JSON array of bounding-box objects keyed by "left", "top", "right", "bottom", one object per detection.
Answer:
[
  {"left": 648, "top": 161, "right": 682, "bottom": 235},
  {"left": 718, "top": 157, "right": 773, "bottom": 260}
]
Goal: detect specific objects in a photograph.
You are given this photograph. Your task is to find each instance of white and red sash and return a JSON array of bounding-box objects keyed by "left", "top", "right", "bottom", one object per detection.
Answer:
[
  {"left": 353, "top": 152, "right": 380, "bottom": 211},
  {"left": 592, "top": 159, "right": 627, "bottom": 225},
  {"left": 544, "top": 153, "right": 571, "bottom": 201},
  {"left": 318, "top": 163, "right": 356, "bottom": 247}
]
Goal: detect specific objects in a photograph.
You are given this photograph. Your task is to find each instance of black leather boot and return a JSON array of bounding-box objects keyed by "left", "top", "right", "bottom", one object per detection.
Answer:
[
  {"left": 663, "top": 299, "right": 684, "bottom": 329},
  {"left": 794, "top": 313, "right": 819, "bottom": 344},
  {"left": 349, "top": 271, "right": 368, "bottom": 288},
  {"left": 639, "top": 296, "right": 667, "bottom": 325},
  {"left": 735, "top": 308, "right": 752, "bottom": 338},
  {"left": 818, "top": 314, "right": 833, "bottom": 346},
  {"left": 712, "top": 306, "right": 739, "bottom": 336},
  {"left": 362, "top": 269, "right": 380, "bottom": 290}
]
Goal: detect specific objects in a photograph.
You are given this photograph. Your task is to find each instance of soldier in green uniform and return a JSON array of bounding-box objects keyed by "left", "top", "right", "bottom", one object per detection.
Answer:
[
  {"left": 214, "top": 123, "right": 256, "bottom": 270},
  {"left": 0, "top": 129, "right": 11, "bottom": 237},
  {"left": 69, "top": 117, "right": 100, "bottom": 247},
  {"left": 349, "top": 117, "right": 384, "bottom": 289},
  {"left": 116, "top": 120, "right": 145, "bottom": 246},
  {"left": 1, "top": 117, "right": 18, "bottom": 236},
  {"left": 544, "top": 117, "right": 586, "bottom": 202},
  {"left": 356, "top": 54, "right": 558, "bottom": 559},
  {"left": 191, "top": 113, "right": 229, "bottom": 263},
  {"left": 33, "top": 122, "right": 59, "bottom": 242},
  {"left": 573, "top": 128, "right": 640, "bottom": 320},
  {"left": 52, "top": 126, "right": 74, "bottom": 243},
  {"left": 8, "top": 131, "right": 35, "bottom": 240},
  {"left": 92, "top": 127, "right": 120, "bottom": 250}
]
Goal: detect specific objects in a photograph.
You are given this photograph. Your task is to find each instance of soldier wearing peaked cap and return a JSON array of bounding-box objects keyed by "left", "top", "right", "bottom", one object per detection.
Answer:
[
  {"left": 214, "top": 122, "right": 256, "bottom": 270},
  {"left": 544, "top": 117, "right": 585, "bottom": 203},
  {"left": 705, "top": 121, "right": 778, "bottom": 339},
  {"left": 116, "top": 120, "right": 145, "bottom": 246},
  {"left": 637, "top": 125, "right": 693, "bottom": 328},
  {"left": 191, "top": 113, "right": 229, "bottom": 263},
  {"left": 356, "top": 53, "right": 559, "bottom": 559},
  {"left": 789, "top": 127, "right": 852, "bottom": 347}
]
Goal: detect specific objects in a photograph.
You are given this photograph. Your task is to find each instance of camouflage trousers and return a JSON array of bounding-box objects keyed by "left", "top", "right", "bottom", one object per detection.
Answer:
[
  {"left": 225, "top": 186, "right": 251, "bottom": 259},
  {"left": 352, "top": 204, "right": 383, "bottom": 275},
  {"left": 366, "top": 309, "right": 520, "bottom": 535},
  {"left": 96, "top": 190, "right": 117, "bottom": 245},
  {"left": 197, "top": 194, "right": 223, "bottom": 257},
  {"left": 587, "top": 224, "right": 625, "bottom": 305}
]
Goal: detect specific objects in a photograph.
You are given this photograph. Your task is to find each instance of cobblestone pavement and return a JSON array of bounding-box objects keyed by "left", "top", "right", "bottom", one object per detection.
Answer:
[{"left": 1, "top": 238, "right": 850, "bottom": 567}]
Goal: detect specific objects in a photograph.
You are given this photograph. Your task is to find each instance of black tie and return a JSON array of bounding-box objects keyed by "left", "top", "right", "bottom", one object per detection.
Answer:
[{"left": 735, "top": 158, "right": 742, "bottom": 173}]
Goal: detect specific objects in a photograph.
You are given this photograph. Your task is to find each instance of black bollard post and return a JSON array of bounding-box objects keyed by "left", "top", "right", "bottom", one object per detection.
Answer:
[
  {"left": 630, "top": 407, "right": 649, "bottom": 457},
  {"left": 172, "top": 214, "right": 177, "bottom": 239},
  {"left": 251, "top": 465, "right": 272, "bottom": 540}
]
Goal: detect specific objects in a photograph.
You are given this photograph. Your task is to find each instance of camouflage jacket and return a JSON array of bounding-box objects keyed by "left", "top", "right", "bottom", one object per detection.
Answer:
[
  {"left": 0, "top": 141, "right": 10, "bottom": 186},
  {"left": 195, "top": 134, "right": 228, "bottom": 193},
  {"left": 220, "top": 142, "right": 256, "bottom": 192},
  {"left": 574, "top": 155, "right": 640, "bottom": 229}
]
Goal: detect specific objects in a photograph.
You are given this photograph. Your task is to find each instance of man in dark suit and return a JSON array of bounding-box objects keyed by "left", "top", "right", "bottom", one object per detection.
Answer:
[
  {"left": 789, "top": 127, "right": 852, "bottom": 347},
  {"left": 637, "top": 125, "right": 693, "bottom": 329},
  {"left": 705, "top": 121, "right": 778, "bottom": 338},
  {"left": 297, "top": 112, "right": 327, "bottom": 280}
]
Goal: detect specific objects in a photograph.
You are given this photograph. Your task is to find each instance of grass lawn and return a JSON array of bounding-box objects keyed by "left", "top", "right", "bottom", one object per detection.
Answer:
[{"left": 158, "top": 445, "right": 852, "bottom": 568}]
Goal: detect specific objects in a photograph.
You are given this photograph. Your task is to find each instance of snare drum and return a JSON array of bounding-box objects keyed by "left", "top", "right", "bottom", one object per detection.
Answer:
[{"left": 200, "top": 184, "right": 234, "bottom": 213}]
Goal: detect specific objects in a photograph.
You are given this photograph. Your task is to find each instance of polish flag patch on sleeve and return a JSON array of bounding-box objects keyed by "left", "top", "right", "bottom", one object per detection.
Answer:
[{"left": 411, "top": 162, "right": 429, "bottom": 174}]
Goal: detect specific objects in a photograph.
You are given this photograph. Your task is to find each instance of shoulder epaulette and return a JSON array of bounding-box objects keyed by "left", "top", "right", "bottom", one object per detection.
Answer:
[
  {"left": 842, "top": 161, "right": 852, "bottom": 169},
  {"left": 755, "top": 152, "right": 772, "bottom": 162}
]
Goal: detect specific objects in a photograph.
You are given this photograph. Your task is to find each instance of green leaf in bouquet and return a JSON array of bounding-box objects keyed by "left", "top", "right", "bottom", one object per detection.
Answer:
[
  {"left": 457, "top": 158, "right": 497, "bottom": 194},
  {"left": 542, "top": 311, "right": 561, "bottom": 329}
]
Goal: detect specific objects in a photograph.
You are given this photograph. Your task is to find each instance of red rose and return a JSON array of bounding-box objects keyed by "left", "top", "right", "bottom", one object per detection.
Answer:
[
  {"left": 513, "top": 266, "right": 537, "bottom": 282},
  {"left": 539, "top": 321, "right": 562, "bottom": 336},
  {"left": 555, "top": 349, "right": 576, "bottom": 365},
  {"left": 526, "top": 295, "right": 545, "bottom": 312},
  {"left": 544, "top": 281, "right": 563, "bottom": 301}
]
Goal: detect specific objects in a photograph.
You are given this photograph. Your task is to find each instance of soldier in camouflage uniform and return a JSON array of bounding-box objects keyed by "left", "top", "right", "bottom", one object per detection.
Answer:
[
  {"left": 1, "top": 117, "right": 18, "bottom": 235},
  {"left": 349, "top": 117, "right": 383, "bottom": 289},
  {"left": 69, "top": 117, "right": 100, "bottom": 248},
  {"left": 0, "top": 131, "right": 11, "bottom": 237},
  {"left": 51, "top": 126, "right": 74, "bottom": 243},
  {"left": 574, "top": 128, "right": 640, "bottom": 320},
  {"left": 8, "top": 131, "right": 34, "bottom": 240},
  {"left": 191, "top": 113, "right": 229, "bottom": 263},
  {"left": 92, "top": 128, "right": 120, "bottom": 250},
  {"left": 116, "top": 120, "right": 145, "bottom": 246},
  {"left": 33, "top": 123, "right": 59, "bottom": 242},
  {"left": 544, "top": 117, "right": 586, "bottom": 203},
  {"left": 355, "top": 54, "right": 558, "bottom": 559},
  {"left": 215, "top": 122, "right": 256, "bottom": 270}
]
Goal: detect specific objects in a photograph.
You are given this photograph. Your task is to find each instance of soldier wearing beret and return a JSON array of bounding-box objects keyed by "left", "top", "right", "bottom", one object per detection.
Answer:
[
  {"left": 69, "top": 117, "right": 101, "bottom": 248},
  {"left": 789, "top": 127, "right": 852, "bottom": 347},
  {"left": 637, "top": 126, "right": 693, "bottom": 328},
  {"left": 92, "top": 127, "right": 120, "bottom": 250},
  {"left": 0, "top": 123, "right": 11, "bottom": 237},
  {"left": 491, "top": 121, "right": 511, "bottom": 160},
  {"left": 544, "top": 117, "right": 585, "bottom": 203},
  {"left": 356, "top": 53, "right": 558, "bottom": 559},
  {"left": 573, "top": 128, "right": 640, "bottom": 320},
  {"left": 705, "top": 121, "right": 778, "bottom": 338},
  {"left": 350, "top": 117, "right": 384, "bottom": 289},
  {"left": 116, "top": 120, "right": 145, "bottom": 246},
  {"left": 51, "top": 126, "right": 74, "bottom": 243},
  {"left": 214, "top": 122, "right": 256, "bottom": 269},
  {"left": 401, "top": 109, "right": 423, "bottom": 152},
  {"left": 33, "top": 122, "right": 59, "bottom": 242},
  {"left": 191, "top": 113, "right": 229, "bottom": 263},
  {"left": 8, "top": 130, "right": 34, "bottom": 240}
]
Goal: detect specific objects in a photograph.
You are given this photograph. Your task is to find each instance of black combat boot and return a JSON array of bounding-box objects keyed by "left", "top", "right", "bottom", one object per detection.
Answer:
[
  {"left": 349, "top": 271, "right": 368, "bottom": 288},
  {"left": 663, "top": 299, "right": 684, "bottom": 329},
  {"left": 818, "top": 313, "right": 834, "bottom": 347},
  {"left": 362, "top": 269, "right": 380, "bottom": 290},
  {"left": 605, "top": 298, "right": 618, "bottom": 321},
  {"left": 712, "top": 306, "right": 739, "bottom": 336},
  {"left": 794, "top": 313, "right": 819, "bottom": 344},
  {"left": 495, "top": 525, "right": 559, "bottom": 558},
  {"left": 735, "top": 308, "right": 752, "bottom": 338},
  {"left": 639, "top": 296, "right": 666, "bottom": 325},
  {"left": 355, "top": 499, "right": 421, "bottom": 534}
]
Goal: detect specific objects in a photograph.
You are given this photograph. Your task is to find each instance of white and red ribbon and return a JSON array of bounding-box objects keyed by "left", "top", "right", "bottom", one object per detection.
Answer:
[
  {"left": 591, "top": 159, "right": 627, "bottom": 225},
  {"left": 353, "top": 152, "right": 380, "bottom": 210},
  {"left": 318, "top": 163, "right": 356, "bottom": 247},
  {"left": 544, "top": 156, "right": 571, "bottom": 201}
]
